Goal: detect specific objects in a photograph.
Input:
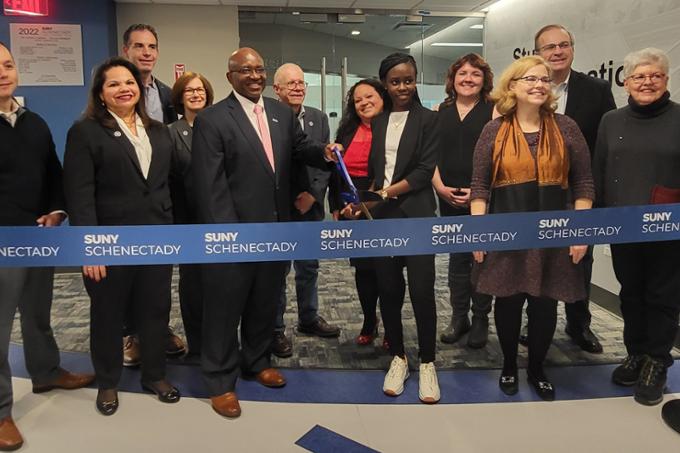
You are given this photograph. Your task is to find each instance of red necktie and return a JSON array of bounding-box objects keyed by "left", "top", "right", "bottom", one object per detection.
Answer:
[{"left": 253, "top": 104, "right": 275, "bottom": 171}]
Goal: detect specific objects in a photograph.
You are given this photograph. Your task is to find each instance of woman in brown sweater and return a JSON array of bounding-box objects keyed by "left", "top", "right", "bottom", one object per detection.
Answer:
[{"left": 470, "top": 56, "right": 594, "bottom": 400}]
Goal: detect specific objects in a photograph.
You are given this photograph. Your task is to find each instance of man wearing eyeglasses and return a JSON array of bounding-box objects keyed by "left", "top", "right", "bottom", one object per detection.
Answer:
[
  {"left": 523, "top": 24, "right": 616, "bottom": 354},
  {"left": 191, "top": 48, "right": 341, "bottom": 418},
  {"left": 121, "top": 23, "right": 185, "bottom": 369},
  {"left": 270, "top": 63, "right": 339, "bottom": 358}
]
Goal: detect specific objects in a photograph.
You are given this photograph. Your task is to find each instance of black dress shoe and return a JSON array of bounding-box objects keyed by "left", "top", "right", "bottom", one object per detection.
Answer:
[
  {"left": 518, "top": 324, "right": 529, "bottom": 346},
  {"left": 499, "top": 372, "right": 519, "bottom": 395},
  {"left": 662, "top": 400, "right": 680, "bottom": 434},
  {"left": 297, "top": 316, "right": 340, "bottom": 338},
  {"left": 141, "top": 380, "right": 181, "bottom": 403},
  {"left": 527, "top": 371, "right": 555, "bottom": 401},
  {"left": 565, "top": 324, "right": 603, "bottom": 353},
  {"left": 96, "top": 389, "right": 119, "bottom": 416},
  {"left": 467, "top": 316, "right": 489, "bottom": 349},
  {"left": 271, "top": 331, "right": 293, "bottom": 358}
]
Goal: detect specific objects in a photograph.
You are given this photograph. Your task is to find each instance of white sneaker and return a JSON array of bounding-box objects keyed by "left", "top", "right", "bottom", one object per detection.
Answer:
[
  {"left": 383, "top": 355, "right": 409, "bottom": 396},
  {"left": 419, "top": 362, "right": 440, "bottom": 404}
]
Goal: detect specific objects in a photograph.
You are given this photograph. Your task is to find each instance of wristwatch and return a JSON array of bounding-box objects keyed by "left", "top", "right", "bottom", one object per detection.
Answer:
[{"left": 379, "top": 189, "right": 389, "bottom": 200}]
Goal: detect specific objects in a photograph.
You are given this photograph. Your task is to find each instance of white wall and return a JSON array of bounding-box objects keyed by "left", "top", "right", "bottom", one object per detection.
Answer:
[
  {"left": 115, "top": 4, "right": 239, "bottom": 102},
  {"left": 483, "top": 0, "right": 680, "bottom": 294}
]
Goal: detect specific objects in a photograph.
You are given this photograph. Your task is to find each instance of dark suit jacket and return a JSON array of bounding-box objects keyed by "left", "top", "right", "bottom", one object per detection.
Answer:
[
  {"left": 565, "top": 70, "right": 616, "bottom": 155},
  {"left": 191, "top": 93, "right": 329, "bottom": 224},
  {"left": 63, "top": 117, "right": 174, "bottom": 226},
  {"left": 368, "top": 103, "right": 440, "bottom": 219},
  {"left": 168, "top": 118, "right": 193, "bottom": 223},
  {"left": 156, "top": 78, "right": 179, "bottom": 125},
  {"left": 290, "top": 105, "right": 330, "bottom": 221}
]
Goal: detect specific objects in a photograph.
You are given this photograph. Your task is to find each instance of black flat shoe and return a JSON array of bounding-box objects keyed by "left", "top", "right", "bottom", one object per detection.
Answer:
[
  {"left": 527, "top": 371, "right": 555, "bottom": 401},
  {"left": 141, "top": 380, "right": 181, "bottom": 403},
  {"left": 96, "top": 389, "right": 119, "bottom": 416},
  {"left": 499, "top": 372, "right": 519, "bottom": 396}
]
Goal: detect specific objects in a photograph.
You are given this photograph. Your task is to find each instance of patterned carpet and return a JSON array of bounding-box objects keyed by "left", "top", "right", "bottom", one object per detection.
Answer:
[{"left": 11, "top": 256, "right": 643, "bottom": 370}]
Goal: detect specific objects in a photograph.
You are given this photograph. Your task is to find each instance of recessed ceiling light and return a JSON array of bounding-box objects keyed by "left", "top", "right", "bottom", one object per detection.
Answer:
[
  {"left": 292, "top": 11, "right": 300, "bottom": 15},
  {"left": 431, "top": 42, "right": 484, "bottom": 47},
  {"left": 470, "top": 24, "right": 484, "bottom": 29},
  {"left": 351, "top": 30, "right": 360, "bottom": 35}
]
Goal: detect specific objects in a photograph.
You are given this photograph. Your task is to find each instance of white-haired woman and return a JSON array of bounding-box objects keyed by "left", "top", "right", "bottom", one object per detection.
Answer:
[{"left": 594, "top": 47, "right": 680, "bottom": 407}]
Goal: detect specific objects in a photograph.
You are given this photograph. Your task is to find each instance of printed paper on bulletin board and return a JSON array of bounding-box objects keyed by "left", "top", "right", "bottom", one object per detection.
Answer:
[{"left": 9, "top": 23, "right": 84, "bottom": 86}]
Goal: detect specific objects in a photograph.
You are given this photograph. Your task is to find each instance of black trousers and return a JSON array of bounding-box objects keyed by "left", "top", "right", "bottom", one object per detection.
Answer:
[
  {"left": 84, "top": 265, "right": 172, "bottom": 389},
  {"left": 375, "top": 254, "right": 436, "bottom": 363},
  {"left": 564, "top": 246, "right": 594, "bottom": 328},
  {"left": 201, "top": 261, "right": 287, "bottom": 396},
  {"left": 178, "top": 264, "right": 203, "bottom": 355},
  {"left": 353, "top": 262, "right": 380, "bottom": 334},
  {"left": 441, "top": 206, "right": 492, "bottom": 319},
  {"left": 611, "top": 241, "right": 680, "bottom": 367},
  {"left": 495, "top": 294, "right": 558, "bottom": 373}
]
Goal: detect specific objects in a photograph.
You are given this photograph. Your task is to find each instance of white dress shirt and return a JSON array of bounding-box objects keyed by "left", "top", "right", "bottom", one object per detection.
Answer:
[
  {"left": 0, "top": 100, "right": 20, "bottom": 127},
  {"left": 554, "top": 71, "right": 571, "bottom": 115},
  {"left": 109, "top": 110, "right": 153, "bottom": 179},
  {"left": 384, "top": 111, "right": 409, "bottom": 188},
  {"left": 233, "top": 90, "right": 270, "bottom": 142}
]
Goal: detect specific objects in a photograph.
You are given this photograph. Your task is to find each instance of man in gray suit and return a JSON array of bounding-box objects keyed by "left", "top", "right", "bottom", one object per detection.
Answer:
[
  {"left": 270, "top": 63, "right": 340, "bottom": 358},
  {"left": 0, "top": 42, "right": 94, "bottom": 450}
]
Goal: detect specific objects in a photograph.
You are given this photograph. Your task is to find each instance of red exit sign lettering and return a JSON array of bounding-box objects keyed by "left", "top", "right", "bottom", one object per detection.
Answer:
[{"left": 4, "top": 0, "right": 49, "bottom": 16}]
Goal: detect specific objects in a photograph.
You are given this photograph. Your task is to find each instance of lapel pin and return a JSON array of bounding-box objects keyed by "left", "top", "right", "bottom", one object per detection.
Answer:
[
  {"left": 183, "top": 130, "right": 189, "bottom": 136},
  {"left": 272, "top": 118, "right": 279, "bottom": 123},
  {"left": 114, "top": 131, "right": 122, "bottom": 137},
  {"left": 308, "top": 121, "right": 314, "bottom": 127}
]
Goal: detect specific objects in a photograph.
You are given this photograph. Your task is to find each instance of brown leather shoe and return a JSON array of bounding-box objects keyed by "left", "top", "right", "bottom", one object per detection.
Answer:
[
  {"left": 210, "top": 392, "right": 241, "bottom": 418},
  {"left": 32, "top": 367, "right": 95, "bottom": 394},
  {"left": 165, "top": 327, "right": 186, "bottom": 357},
  {"left": 0, "top": 417, "right": 23, "bottom": 451},
  {"left": 255, "top": 368, "right": 286, "bottom": 388},
  {"left": 123, "top": 335, "right": 141, "bottom": 367}
]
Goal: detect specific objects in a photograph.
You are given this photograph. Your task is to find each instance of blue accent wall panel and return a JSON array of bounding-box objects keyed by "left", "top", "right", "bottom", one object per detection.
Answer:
[{"left": 0, "top": 0, "right": 117, "bottom": 158}]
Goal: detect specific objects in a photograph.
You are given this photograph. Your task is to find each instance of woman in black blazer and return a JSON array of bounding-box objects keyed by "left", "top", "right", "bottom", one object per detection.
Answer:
[
  {"left": 369, "top": 53, "right": 440, "bottom": 403},
  {"left": 63, "top": 57, "right": 180, "bottom": 415},
  {"left": 168, "top": 72, "right": 214, "bottom": 359}
]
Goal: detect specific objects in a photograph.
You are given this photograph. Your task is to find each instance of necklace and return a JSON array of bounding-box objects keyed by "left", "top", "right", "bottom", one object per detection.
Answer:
[{"left": 391, "top": 111, "right": 408, "bottom": 129}]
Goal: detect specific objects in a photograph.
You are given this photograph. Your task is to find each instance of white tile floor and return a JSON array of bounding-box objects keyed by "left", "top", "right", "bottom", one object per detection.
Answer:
[{"left": 9, "top": 377, "right": 680, "bottom": 453}]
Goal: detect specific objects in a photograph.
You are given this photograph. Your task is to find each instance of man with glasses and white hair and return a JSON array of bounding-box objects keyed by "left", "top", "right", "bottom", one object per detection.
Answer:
[
  {"left": 270, "top": 63, "right": 339, "bottom": 358},
  {"left": 518, "top": 24, "right": 617, "bottom": 354}
]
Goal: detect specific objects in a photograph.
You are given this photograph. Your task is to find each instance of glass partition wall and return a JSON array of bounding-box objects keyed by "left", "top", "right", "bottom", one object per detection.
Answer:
[{"left": 238, "top": 10, "right": 485, "bottom": 133}]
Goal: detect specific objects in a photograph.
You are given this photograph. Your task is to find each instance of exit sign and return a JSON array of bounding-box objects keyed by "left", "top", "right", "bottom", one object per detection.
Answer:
[{"left": 4, "top": 0, "right": 49, "bottom": 16}]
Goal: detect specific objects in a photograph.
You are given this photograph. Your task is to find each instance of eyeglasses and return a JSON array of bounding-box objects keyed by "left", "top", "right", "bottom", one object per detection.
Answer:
[
  {"left": 513, "top": 76, "right": 553, "bottom": 85},
  {"left": 536, "top": 41, "right": 572, "bottom": 53},
  {"left": 230, "top": 67, "right": 266, "bottom": 76},
  {"left": 627, "top": 72, "right": 666, "bottom": 85},
  {"left": 184, "top": 87, "right": 206, "bottom": 95},
  {"left": 284, "top": 80, "right": 308, "bottom": 90}
]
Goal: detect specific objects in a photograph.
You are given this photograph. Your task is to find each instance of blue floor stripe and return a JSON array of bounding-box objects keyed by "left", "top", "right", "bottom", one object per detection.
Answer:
[
  {"left": 10, "top": 343, "right": 680, "bottom": 405},
  {"left": 295, "top": 425, "right": 380, "bottom": 453}
]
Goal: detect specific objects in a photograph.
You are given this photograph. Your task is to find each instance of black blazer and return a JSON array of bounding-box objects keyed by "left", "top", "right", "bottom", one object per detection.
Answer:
[
  {"left": 368, "top": 102, "right": 440, "bottom": 219},
  {"left": 156, "top": 78, "right": 179, "bottom": 125},
  {"left": 168, "top": 118, "right": 193, "bottom": 223},
  {"left": 63, "top": 117, "right": 174, "bottom": 226},
  {"left": 191, "top": 93, "right": 329, "bottom": 224},
  {"left": 290, "top": 105, "right": 331, "bottom": 221},
  {"left": 565, "top": 70, "right": 616, "bottom": 155}
]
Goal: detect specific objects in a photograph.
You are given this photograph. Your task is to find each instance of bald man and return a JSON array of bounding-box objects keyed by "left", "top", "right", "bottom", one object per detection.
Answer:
[
  {"left": 191, "top": 48, "right": 339, "bottom": 418},
  {"left": 271, "top": 63, "right": 338, "bottom": 359}
]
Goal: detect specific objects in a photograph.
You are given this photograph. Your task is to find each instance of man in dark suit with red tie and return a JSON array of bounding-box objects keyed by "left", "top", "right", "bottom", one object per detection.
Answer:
[
  {"left": 191, "top": 48, "right": 338, "bottom": 418},
  {"left": 524, "top": 24, "right": 617, "bottom": 353}
]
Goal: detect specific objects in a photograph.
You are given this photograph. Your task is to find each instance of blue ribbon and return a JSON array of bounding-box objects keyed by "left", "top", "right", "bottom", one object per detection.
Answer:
[
  {"left": 0, "top": 204, "right": 678, "bottom": 267},
  {"left": 333, "top": 146, "right": 360, "bottom": 204}
]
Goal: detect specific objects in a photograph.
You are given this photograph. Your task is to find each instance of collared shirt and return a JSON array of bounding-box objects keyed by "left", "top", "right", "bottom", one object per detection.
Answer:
[
  {"left": 109, "top": 110, "right": 153, "bottom": 178},
  {"left": 0, "top": 100, "right": 22, "bottom": 128},
  {"left": 384, "top": 110, "right": 409, "bottom": 187},
  {"left": 145, "top": 76, "right": 164, "bottom": 122},
  {"left": 554, "top": 70, "right": 571, "bottom": 115},
  {"left": 233, "top": 90, "right": 270, "bottom": 142}
]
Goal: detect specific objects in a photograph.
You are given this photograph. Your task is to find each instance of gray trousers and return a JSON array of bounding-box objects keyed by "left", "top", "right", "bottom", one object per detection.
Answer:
[{"left": 0, "top": 267, "right": 61, "bottom": 418}]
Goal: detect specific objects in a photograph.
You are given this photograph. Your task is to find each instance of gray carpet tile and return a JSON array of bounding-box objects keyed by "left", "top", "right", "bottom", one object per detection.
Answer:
[{"left": 10, "top": 256, "right": 662, "bottom": 370}]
